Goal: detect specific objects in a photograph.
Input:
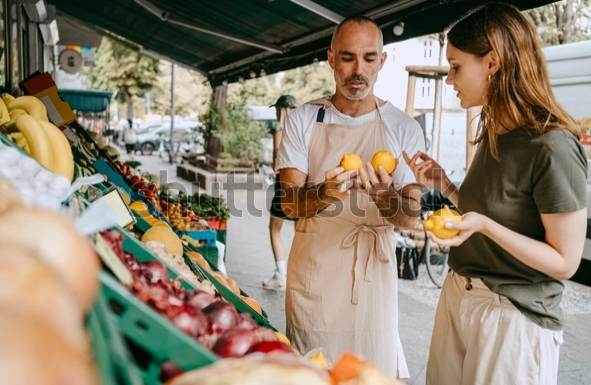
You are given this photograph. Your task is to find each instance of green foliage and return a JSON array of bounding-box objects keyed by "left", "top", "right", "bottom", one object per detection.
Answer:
[
  {"left": 227, "top": 62, "right": 335, "bottom": 106},
  {"left": 200, "top": 93, "right": 268, "bottom": 162},
  {"left": 524, "top": 0, "right": 591, "bottom": 46},
  {"left": 152, "top": 61, "right": 212, "bottom": 117},
  {"left": 160, "top": 191, "right": 230, "bottom": 220},
  {"left": 88, "top": 38, "right": 160, "bottom": 118}
]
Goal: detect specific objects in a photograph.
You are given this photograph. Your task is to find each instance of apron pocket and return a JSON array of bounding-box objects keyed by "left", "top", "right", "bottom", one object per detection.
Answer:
[{"left": 287, "top": 231, "right": 317, "bottom": 295}]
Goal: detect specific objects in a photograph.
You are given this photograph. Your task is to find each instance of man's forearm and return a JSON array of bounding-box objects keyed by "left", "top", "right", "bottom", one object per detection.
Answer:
[
  {"left": 371, "top": 184, "right": 422, "bottom": 229},
  {"left": 281, "top": 182, "right": 338, "bottom": 219}
]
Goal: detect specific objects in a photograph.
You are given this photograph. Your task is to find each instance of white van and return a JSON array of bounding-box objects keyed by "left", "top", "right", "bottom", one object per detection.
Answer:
[{"left": 543, "top": 40, "right": 591, "bottom": 282}]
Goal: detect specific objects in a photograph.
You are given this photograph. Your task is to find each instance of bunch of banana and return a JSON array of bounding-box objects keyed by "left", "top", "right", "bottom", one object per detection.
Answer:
[{"left": 2, "top": 94, "right": 74, "bottom": 181}]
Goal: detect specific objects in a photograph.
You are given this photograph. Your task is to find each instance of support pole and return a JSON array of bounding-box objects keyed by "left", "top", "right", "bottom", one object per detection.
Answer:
[
  {"left": 170, "top": 63, "right": 176, "bottom": 163},
  {"left": 405, "top": 74, "right": 417, "bottom": 118}
]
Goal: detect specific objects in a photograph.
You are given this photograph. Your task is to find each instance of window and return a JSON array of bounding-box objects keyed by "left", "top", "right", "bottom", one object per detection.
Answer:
[{"left": 423, "top": 40, "right": 433, "bottom": 58}]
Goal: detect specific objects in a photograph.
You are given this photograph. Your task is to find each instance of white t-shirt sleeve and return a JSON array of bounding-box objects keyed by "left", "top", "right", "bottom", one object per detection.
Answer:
[
  {"left": 392, "top": 120, "right": 425, "bottom": 190},
  {"left": 276, "top": 108, "right": 309, "bottom": 174}
]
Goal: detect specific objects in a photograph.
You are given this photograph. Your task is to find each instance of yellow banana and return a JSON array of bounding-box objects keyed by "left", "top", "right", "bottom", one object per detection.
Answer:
[
  {"left": 14, "top": 115, "right": 53, "bottom": 170},
  {"left": 0, "top": 99, "right": 9, "bottom": 125},
  {"left": 37, "top": 120, "right": 74, "bottom": 181},
  {"left": 5, "top": 109, "right": 29, "bottom": 133},
  {"left": 9, "top": 108, "right": 28, "bottom": 118},
  {"left": 8, "top": 96, "right": 48, "bottom": 121},
  {"left": 1, "top": 93, "right": 15, "bottom": 106}
]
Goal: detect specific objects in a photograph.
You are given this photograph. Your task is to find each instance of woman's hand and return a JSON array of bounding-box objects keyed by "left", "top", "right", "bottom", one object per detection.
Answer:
[
  {"left": 403, "top": 151, "right": 449, "bottom": 191},
  {"left": 426, "top": 212, "right": 487, "bottom": 247}
]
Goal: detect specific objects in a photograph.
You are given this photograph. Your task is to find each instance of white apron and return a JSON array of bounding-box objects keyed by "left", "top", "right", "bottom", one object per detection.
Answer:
[{"left": 285, "top": 97, "right": 409, "bottom": 379}]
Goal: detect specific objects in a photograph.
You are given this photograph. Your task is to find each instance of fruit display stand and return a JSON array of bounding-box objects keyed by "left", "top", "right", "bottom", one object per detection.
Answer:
[{"left": 99, "top": 272, "right": 218, "bottom": 384}]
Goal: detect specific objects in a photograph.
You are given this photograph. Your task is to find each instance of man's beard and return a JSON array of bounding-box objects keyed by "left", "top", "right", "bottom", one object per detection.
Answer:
[{"left": 339, "top": 74, "right": 372, "bottom": 101}]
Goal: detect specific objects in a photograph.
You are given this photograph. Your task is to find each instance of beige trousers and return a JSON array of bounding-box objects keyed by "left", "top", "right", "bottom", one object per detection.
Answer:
[{"left": 426, "top": 272, "right": 563, "bottom": 385}]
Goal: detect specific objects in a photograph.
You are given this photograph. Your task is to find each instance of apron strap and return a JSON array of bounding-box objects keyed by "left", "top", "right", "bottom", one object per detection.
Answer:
[
  {"left": 342, "top": 224, "right": 393, "bottom": 305},
  {"left": 316, "top": 108, "right": 326, "bottom": 123},
  {"left": 373, "top": 97, "right": 384, "bottom": 121},
  {"left": 310, "top": 95, "right": 383, "bottom": 124}
]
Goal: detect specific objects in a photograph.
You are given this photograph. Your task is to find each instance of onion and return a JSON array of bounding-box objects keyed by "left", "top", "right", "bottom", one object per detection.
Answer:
[
  {"left": 168, "top": 305, "right": 209, "bottom": 338},
  {"left": 0, "top": 208, "right": 100, "bottom": 311},
  {"left": 214, "top": 328, "right": 257, "bottom": 358},
  {"left": 159, "top": 361, "right": 184, "bottom": 382},
  {"left": 187, "top": 291, "right": 216, "bottom": 311},
  {"left": 202, "top": 301, "right": 238, "bottom": 334},
  {"left": 254, "top": 326, "right": 280, "bottom": 343},
  {"left": 248, "top": 341, "right": 294, "bottom": 355},
  {"left": 236, "top": 313, "right": 257, "bottom": 331},
  {"left": 140, "top": 260, "right": 169, "bottom": 283}
]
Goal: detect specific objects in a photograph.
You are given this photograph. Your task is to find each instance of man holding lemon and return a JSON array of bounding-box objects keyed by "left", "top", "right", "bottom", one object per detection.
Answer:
[{"left": 276, "top": 16, "right": 424, "bottom": 379}]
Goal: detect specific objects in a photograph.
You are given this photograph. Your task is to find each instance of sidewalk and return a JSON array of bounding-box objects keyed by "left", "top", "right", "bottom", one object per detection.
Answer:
[{"left": 128, "top": 155, "right": 591, "bottom": 385}]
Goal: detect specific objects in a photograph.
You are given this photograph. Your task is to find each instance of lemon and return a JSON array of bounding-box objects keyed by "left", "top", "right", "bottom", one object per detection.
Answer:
[
  {"left": 340, "top": 153, "right": 363, "bottom": 172},
  {"left": 423, "top": 208, "right": 463, "bottom": 239},
  {"left": 371, "top": 150, "right": 397, "bottom": 174},
  {"left": 308, "top": 351, "right": 329, "bottom": 369},
  {"left": 274, "top": 331, "right": 291, "bottom": 346}
]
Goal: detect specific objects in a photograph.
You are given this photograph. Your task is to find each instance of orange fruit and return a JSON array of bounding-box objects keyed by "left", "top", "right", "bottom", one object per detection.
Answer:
[
  {"left": 423, "top": 208, "right": 463, "bottom": 239},
  {"left": 371, "top": 150, "right": 397, "bottom": 174},
  {"left": 339, "top": 153, "right": 363, "bottom": 172},
  {"left": 186, "top": 251, "right": 212, "bottom": 272},
  {"left": 330, "top": 352, "right": 363, "bottom": 384},
  {"left": 241, "top": 296, "right": 262, "bottom": 315},
  {"left": 212, "top": 271, "right": 228, "bottom": 286},
  {"left": 224, "top": 277, "right": 241, "bottom": 295}
]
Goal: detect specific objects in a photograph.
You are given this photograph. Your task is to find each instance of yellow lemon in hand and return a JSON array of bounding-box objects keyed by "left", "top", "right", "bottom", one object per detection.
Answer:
[
  {"left": 423, "top": 208, "right": 463, "bottom": 239},
  {"left": 340, "top": 153, "right": 363, "bottom": 172},
  {"left": 371, "top": 150, "right": 397, "bottom": 174}
]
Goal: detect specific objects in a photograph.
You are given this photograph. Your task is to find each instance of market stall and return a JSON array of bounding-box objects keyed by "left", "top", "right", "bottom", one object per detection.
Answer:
[{"left": 0, "top": 72, "right": 407, "bottom": 384}]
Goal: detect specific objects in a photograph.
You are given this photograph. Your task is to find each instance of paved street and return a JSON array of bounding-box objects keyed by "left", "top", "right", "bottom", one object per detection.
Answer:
[{"left": 127, "top": 154, "right": 591, "bottom": 385}]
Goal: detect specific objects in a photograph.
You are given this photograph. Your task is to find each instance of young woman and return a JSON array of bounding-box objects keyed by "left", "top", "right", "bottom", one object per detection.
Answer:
[
  {"left": 403, "top": 4, "right": 587, "bottom": 385},
  {"left": 262, "top": 95, "right": 298, "bottom": 290}
]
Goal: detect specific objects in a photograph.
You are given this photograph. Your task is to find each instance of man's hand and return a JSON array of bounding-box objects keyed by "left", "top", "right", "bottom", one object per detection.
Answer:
[
  {"left": 355, "top": 161, "right": 397, "bottom": 197},
  {"left": 322, "top": 166, "right": 357, "bottom": 202}
]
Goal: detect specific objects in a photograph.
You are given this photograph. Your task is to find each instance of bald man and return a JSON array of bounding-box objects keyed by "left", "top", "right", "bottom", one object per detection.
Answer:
[{"left": 276, "top": 16, "right": 425, "bottom": 379}]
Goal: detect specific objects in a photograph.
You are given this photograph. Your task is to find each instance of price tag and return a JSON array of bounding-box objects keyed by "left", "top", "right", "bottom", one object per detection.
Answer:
[
  {"left": 89, "top": 186, "right": 136, "bottom": 228},
  {"left": 95, "top": 233, "right": 133, "bottom": 285}
]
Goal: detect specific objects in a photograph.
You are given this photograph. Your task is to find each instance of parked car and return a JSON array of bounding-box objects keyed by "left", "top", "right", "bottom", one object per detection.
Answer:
[{"left": 137, "top": 121, "right": 201, "bottom": 155}]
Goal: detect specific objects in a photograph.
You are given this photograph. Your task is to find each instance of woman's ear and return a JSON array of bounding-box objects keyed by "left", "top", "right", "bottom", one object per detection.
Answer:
[{"left": 487, "top": 50, "right": 500, "bottom": 76}]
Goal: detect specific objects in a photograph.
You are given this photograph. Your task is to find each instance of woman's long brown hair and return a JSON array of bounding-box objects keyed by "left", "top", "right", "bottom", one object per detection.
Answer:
[{"left": 447, "top": 3, "right": 581, "bottom": 159}]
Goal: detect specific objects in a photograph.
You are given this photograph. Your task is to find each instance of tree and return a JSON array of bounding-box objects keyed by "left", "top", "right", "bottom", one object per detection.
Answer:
[
  {"left": 226, "top": 61, "right": 336, "bottom": 107},
  {"left": 152, "top": 62, "right": 212, "bottom": 118},
  {"left": 524, "top": 0, "right": 591, "bottom": 46},
  {"left": 88, "top": 38, "right": 160, "bottom": 119}
]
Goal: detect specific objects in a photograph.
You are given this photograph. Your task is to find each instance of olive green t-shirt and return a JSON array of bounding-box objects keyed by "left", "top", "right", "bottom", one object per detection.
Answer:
[{"left": 449, "top": 128, "right": 588, "bottom": 331}]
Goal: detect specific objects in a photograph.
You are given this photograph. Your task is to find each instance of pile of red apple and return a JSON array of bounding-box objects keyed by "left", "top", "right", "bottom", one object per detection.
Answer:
[{"left": 100, "top": 231, "right": 293, "bottom": 359}]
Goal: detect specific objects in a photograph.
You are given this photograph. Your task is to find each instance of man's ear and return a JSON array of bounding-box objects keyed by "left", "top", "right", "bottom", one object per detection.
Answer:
[
  {"left": 379, "top": 52, "right": 387, "bottom": 70},
  {"left": 487, "top": 50, "right": 500, "bottom": 76},
  {"left": 327, "top": 49, "right": 335, "bottom": 70}
]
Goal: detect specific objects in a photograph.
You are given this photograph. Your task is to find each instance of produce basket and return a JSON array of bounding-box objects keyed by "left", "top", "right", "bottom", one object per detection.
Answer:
[
  {"left": 87, "top": 290, "right": 144, "bottom": 385},
  {"left": 100, "top": 272, "right": 218, "bottom": 385},
  {"left": 177, "top": 229, "right": 217, "bottom": 248}
]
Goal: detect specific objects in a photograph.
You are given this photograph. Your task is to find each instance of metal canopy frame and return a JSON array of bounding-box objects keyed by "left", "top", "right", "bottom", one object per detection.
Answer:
[{"left": 48, "top": 0, "right": 559, "bottom": 86}]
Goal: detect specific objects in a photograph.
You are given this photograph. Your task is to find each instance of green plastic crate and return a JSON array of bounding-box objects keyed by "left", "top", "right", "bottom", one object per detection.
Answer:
[
  {"left": 87, "top": 292, "right": 144, "bottom": 385},
  {"left": 100, "top": 272, "right": 218, "bottom": 384}
]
